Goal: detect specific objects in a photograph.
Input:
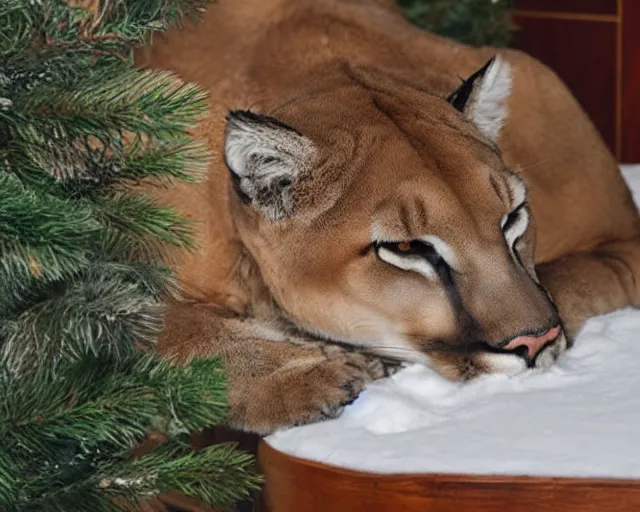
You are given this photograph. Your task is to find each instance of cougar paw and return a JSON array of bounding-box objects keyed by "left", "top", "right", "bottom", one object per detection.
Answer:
[
  {"left": 230, "top": 348, "right": 389, "bottom": 434},
  {"left": 289, "top": 351, "right": 377, "bottom": 424}
]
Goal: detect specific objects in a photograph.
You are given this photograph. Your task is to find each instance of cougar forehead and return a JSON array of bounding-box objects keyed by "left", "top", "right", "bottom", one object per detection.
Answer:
[
  {"left": 234, "top": 77, "right": 512, "bottom": 279},
  {"left": 238, "top": 92, "right": 515, "bottom": 303},
  {"left": 267, "top": 70, "right": 508, "bottom": 221}
]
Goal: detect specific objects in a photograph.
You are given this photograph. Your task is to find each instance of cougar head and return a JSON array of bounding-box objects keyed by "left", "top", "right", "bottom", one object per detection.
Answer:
[{"left": 224, "top": 56, "right": 565, "bottom": 380}]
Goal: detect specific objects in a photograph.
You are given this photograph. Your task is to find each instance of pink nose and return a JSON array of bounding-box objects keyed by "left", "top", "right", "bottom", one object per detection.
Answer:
[{"left": 504, "top": 326, "right": 561, "bottom": 360}]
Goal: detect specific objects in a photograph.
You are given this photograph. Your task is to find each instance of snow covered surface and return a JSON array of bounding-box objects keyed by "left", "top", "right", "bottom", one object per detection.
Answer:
[{"left": 265, "top": 165, "right": 640, "bottom": 478}]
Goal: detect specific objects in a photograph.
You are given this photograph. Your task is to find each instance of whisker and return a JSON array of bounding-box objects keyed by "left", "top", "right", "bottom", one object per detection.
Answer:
[
  {"left": 349, "top": 342, "right": 498, "bottom": 358},
  {"left": 514, "top": 159, "right": 552, "bottom": 174},
  {"left": 357, "top": 345, "right": 421, "bottom": 355},
  {"left": 333, "top": 343, "right": 421, "bottom": 357}
]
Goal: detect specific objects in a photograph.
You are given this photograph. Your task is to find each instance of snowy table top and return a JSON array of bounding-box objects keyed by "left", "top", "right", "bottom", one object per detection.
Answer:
[{"left": 265, "top": 166, "right": 640, "bottom": 479}]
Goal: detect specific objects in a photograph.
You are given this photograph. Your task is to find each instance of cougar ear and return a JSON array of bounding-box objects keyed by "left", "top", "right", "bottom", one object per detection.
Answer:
[
  {"left": 224, "top": 110, "right": 316, "bottom": 221},
  {"left": 447, "top": 55, "right": 512, "bottom": 141}
]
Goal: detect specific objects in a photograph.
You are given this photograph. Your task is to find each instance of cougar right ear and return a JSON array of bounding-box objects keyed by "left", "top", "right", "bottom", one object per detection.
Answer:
[
  {"left": 446, "top": 55, "right": 513, "bottom": 141},
  {"left": 224, "top": 110, "right": 316, "bottom": 221}
]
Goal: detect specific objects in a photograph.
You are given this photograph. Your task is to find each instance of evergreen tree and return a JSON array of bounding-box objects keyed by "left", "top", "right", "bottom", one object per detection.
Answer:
[
  {"left": 0, "top": 1, "right": 261, "bottom": 510},
  {"left": 399, "top": 0, "right": 515, "bottom": 47}
]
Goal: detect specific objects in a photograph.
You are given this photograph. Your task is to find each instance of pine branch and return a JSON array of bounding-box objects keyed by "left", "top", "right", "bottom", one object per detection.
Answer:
[
  {"left": 18, "top": 486, "right": 122, "bottom": 512},
  {"left": 0, "top": 367, "right": 156, "bottom": 463},
  {"left": 0, "top": 263, "right": 169, "bottom": 374},
  {"left": 1, "top": 1, "right": 261, "bottom": 509},
  {"left": 3, "top": 66, "right": 209, "bottom": 203},
  {"left": 117, "top": 137, "right": 210, "bottom": 185},
  {"left": 6, "top": 69, "right": 208, "bottom": 151},
  {"left": 399, "top": 0, "right": 515, "bottom": 47},
  {"left": 0, "top": 352, "right": 228, "bottom": 469},
  {"left": 105, "top": 441, "right": 262, "bottom": 511},
  {"left": 0, "top": 452, "right": 18, "bottom": 509},
  {"left": 0, "top": 171, "right": 99, "bottom": 311},
  {"left": 0, "top": 172, "right": 98, "bottom": 272},
  {"left": 0, "top": 0, "right": 211, "bottom": 57},
  {"left": 1, "top": 354, "right": 238, "bottom": 511},
  {"left": 152, "top": 358, "right": 229, "bottom": 435},
  {"left": 94, "top": 192, "right": 195, "bottom": 263},
  {"left": 0, "top": 1, "right": 48, "bottom": 56}
]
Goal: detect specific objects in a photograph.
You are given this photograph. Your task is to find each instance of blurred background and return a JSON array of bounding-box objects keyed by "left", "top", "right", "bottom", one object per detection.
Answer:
[{"left": 401, "top": 0, "right": 639, "bottom": 163}]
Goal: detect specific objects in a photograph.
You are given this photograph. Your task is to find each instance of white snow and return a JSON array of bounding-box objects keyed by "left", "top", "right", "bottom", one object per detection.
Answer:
[{"left": 265, "top": 165, "right": 640, "bottom": 478}]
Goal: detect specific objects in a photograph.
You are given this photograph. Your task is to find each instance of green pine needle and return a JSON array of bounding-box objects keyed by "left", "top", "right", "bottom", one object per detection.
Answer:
[
  {"left": 399, "top": 0, "right": 515, "bottom": 47},
  {"left": 1, "top": 263, "right": 169, "bottom": 374},
  {"left": 14, "top": 69, "right": 209, "bottom": 142},
  {"left": 0, "top": 353, "right": 243, "bottom": 511},
  {"left": 0, "top": 0, "right": 261, "bottom": 510},
  {"left": 153, "top": 358, "right": 229, "bottom": 434},
  {"left": 0, "top": 171, "right": 99, "bottom": 310},
  {"left": 119, "top": 138, "right": 210, "bottom": 185},
  {"left": 95, "top": 192, "right": 196, "bottom": 262},
  {"left": 109, "top": 441, "right": 262, "bottom": 510}
]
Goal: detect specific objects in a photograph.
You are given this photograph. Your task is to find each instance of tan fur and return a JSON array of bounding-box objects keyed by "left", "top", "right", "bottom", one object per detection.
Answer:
[{"left": 135, "top": 0, "right": 640, "bottom": 434}]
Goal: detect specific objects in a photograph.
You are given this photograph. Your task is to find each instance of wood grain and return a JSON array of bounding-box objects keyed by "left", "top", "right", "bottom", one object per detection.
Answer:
[
  {"left": 514, "top": 0, "right": 618, "bottom": 15},
  {"left": 621, "top": 0, "right": 640, "bottom": 163},
  {"left": 511, "top": 10, "right": 618, "bottom": 22},
  {"left": 510, "top": 15, "right": 618, "bottom": 154},
  {"left": 259, "top": 441, "right": 640, "bottom": 512}
]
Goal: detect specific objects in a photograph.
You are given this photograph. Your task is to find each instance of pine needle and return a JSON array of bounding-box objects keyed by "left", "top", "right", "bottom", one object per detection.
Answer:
[{"left": 0, "top": 1, "right": 260, "bottom": 510}]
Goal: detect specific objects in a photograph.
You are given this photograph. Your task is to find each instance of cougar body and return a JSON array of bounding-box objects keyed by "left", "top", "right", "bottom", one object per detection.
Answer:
[{"left": 135, "top": 0, "right": 640, "bottom": 434}]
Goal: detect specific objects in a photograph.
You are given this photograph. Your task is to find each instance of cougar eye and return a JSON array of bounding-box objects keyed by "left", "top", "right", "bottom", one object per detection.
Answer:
[
  {"left": 502, "top": 204, "right": 522, "bottom": 232},
  {"left": 384, "top": 241, "right": 416, "bottom": 253},
  {"left": 375, "top": 240, "right": 444, "bottom": 279},
  {"left": 501, "top": 203, "right": 529, "bottom": 249},
  {"left": 377, "top": 240, "right": 437, "bottom": 257}
]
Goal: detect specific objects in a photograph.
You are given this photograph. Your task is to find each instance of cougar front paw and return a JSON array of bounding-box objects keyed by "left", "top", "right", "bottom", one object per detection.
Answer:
[{"left": 227, "top": 348, "right": 387, "bottom": 435}]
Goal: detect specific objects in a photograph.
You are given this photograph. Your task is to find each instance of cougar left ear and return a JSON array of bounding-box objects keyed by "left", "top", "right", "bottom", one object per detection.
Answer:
[
  {"left": 224, "top": 110, "right": 316, "bottom": 221},
  {"left": 447, "top": 55, "right": 513, "bottom": 141}
]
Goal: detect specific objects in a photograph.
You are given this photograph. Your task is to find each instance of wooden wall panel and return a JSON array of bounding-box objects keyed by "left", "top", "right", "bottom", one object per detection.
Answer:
[
  {"left": 621, "top": 0, "right": 640, "bottom": 162},
  {"left": 512, "top": 0, "right": 640, "bottom": 162},
  {"left": 514, "top": 0, "right": 618, "bottom": 15},
  {"left": 511, "top": 15, "right": 618, "bottom": 152}
]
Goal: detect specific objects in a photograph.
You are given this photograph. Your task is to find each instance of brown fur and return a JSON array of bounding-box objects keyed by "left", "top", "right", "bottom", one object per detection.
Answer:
[{"left": 135, "top": 0, "right": 640, "bottom": 434}]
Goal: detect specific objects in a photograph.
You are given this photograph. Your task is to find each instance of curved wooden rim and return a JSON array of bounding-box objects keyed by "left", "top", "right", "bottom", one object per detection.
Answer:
[
  {"left": 260, "top": 439, "right": 639, "bottom": 484},
  {"left": 259, "top": 440, "right": 640, "bottom": 512}
]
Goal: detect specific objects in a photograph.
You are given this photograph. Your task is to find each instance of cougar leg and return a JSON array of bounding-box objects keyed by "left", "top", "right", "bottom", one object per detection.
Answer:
[
  {"left": 157, "top": 301, "right": 393, "bottom": 435},
  {"left": 536, "top": 236, "right": 640, "bottom": 338}
]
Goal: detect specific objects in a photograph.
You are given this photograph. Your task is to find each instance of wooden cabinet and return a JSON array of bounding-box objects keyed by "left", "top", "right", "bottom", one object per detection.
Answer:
[{"left": 511, "top": 0, "right": 640, "bottom": 162}]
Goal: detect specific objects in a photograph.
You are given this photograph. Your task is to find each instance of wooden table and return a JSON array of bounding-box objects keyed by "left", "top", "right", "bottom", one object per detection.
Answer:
[{"left": 259, "top": 441, "right": 640, "bottom": 512}]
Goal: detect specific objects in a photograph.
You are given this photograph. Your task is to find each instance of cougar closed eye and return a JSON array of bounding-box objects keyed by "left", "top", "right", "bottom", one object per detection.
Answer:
[
  {"left": 377, "top": 240, "right": 438, "bottom": 257},
  {"left": 375, "top": 240, "right": 445, "bottom": 279},
  {"left": 502, "top": 203, "right": 529, "bottom": 249}
]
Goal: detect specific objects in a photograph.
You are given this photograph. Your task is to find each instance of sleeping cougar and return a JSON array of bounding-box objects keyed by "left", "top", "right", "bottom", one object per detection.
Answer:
[{"left": 135, "top": 0, "right": 640, "bottom": 434}]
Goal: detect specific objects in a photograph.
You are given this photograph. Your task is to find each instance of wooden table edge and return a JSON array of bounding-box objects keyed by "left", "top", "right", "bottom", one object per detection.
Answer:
[{"left": 258, "top": 440, "right": 640, "bottom": 511}]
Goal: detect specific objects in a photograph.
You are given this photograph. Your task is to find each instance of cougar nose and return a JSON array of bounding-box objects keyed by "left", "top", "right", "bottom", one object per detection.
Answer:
[{"left": 504, "top": 325, "right": 561, "bottom": 360}]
